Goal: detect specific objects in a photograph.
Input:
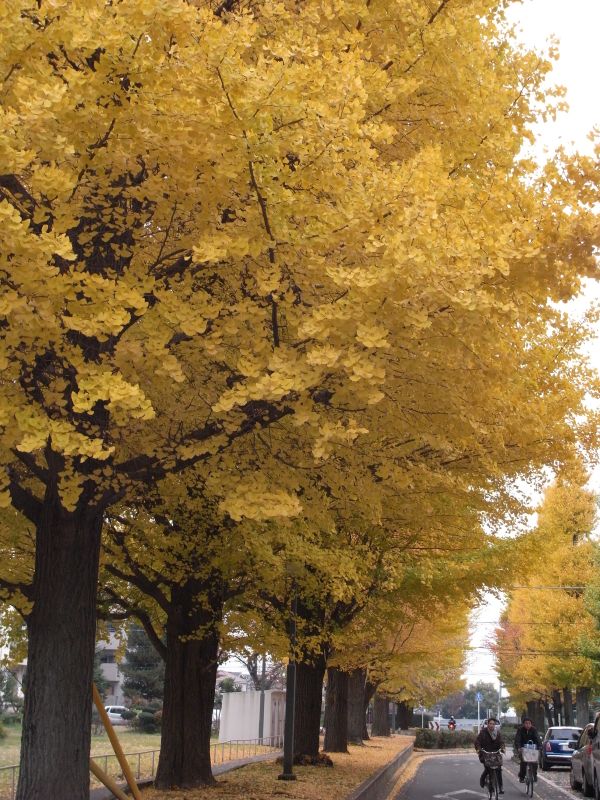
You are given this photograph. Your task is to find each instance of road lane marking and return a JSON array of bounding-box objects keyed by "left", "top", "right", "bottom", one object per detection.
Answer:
[{"left": 503, "top": 762, "right": 576, "bottom": 800}]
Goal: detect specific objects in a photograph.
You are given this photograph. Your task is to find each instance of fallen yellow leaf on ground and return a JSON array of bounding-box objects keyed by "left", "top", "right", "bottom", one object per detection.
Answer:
[{"left": 142, "top": 736, "right": 412, "bottom": 800}]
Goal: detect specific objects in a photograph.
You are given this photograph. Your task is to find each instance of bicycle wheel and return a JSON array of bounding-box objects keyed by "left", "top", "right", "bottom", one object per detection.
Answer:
[
  {"left": 489, "top": 770, "right": 498, "bottom": 800},
  {"left": 526, "top": 765, "right": 534, "bottom": 798}
]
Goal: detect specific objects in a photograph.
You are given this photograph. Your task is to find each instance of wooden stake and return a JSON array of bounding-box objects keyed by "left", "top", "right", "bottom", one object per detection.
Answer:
[
  {"left": 92, "top": 684, "right": 143, "bottom": 800},
  {"left": 89, "top": 759, "right": 130, "bottom": 800}
]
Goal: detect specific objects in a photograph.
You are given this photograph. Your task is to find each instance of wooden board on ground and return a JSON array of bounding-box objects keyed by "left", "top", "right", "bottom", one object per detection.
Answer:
[{"left": 142, "top": 736, "right": 413, "bottom": 800}]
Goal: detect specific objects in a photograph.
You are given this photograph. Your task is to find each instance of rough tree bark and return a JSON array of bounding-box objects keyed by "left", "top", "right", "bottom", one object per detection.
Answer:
[
  {"left": 323, "top": 667, "right": 349, "bottom": 753},
  {"left": 363, "top": 680, "right": 376, "bottom": 740},
  {"left": 563, "top": 687, "right": 573, "bottom": 725},
  {"left": 397, "top": 701, "right": 413, "bottom": 730},
  {"left": 293, "top": 653, "right": 326, "bottom": 762},
  {"left": 371, "top": 693, "right": 390, "bottom": 736},
  {"left": 552, "top": 689, "right": 563, "bottom": 725},
  {"left": 526, "top": 700, "right": 544, "bottom": 732},
  {"left": 154, "top": 586, "right": 221, "bottom": 789},
  {"left": 576, "top": 687, "right": 590, "bottom": 726},
  {"left": 17, "top": 499, "right": 103, "bottom": 800},
  {"left": 347, "top": 669, "right": 366, "bottom": 744}
]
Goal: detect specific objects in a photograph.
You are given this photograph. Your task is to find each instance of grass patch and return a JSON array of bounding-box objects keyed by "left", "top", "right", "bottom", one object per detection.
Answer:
[
  {"left": 141, "top": 735, "right": 412, "bottom": 800},
  {"left": 0, "top": 725, "right": 22, "bottom": 767},
  {"left": 0, "top": 724, "right": 165, "bottom": 767},
  {"left": 91, "top": 727, "right": 163, "bottom": 755},
  {"left": 0, "top": 726, "right": 234, "bottom": 792}
]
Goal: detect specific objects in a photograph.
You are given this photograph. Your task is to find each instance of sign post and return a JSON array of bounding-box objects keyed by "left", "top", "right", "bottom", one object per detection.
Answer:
[{"left": 476, "top": 692, "right": 482, "bottom": 729}]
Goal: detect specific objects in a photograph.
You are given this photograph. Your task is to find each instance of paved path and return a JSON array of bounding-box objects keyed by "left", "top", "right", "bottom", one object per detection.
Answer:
[{"left": 394, "top": 752, "right": 577, "bottom": 800}]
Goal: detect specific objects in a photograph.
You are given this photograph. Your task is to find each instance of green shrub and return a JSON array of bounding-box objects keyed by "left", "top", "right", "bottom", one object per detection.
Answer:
[
  {"left": 0, "top": 722, "right": 6, "bottom": 739},
  {"left": 133, "top": 709, "right": 161, "bottom": 734},
  {"left": 415, "top": 728, "right": 477, "bottom": 749}
]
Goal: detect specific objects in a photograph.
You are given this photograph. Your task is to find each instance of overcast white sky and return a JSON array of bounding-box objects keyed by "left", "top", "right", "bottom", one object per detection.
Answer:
[{"left": 463, "top": 0, "right": 600, "bottom": 691}]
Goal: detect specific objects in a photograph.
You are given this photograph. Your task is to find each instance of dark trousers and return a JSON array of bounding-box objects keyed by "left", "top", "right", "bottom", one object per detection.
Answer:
[
  {"left": 481, "top": 767, "right": 503, "bottom": 790},
  {"left": 519, "top": 761, "right": 537, "bottom": 781}
]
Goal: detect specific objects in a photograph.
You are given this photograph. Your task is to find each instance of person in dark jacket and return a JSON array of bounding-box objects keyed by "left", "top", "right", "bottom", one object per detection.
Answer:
[
  {"left": 514, "top": 717, "right": 542, "bottom": 782},
  {"left": 475, "top": 717, "right": 506, "bottom": 793}
]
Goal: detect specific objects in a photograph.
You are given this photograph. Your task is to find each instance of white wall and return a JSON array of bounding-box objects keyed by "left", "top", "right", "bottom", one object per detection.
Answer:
[{"left": 219, "top": 690, "right": 285, "bottom": 742}]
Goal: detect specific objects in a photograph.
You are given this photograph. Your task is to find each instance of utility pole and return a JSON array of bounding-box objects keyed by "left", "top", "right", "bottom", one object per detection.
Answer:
[
  {"left": 278, "top": 584, "right": 297, "bottom": 781},
  {"left": 258, "top": 655, "right": 266, "bottom": 741}
]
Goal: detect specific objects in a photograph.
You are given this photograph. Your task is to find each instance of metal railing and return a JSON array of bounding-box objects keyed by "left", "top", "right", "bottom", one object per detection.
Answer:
[
  {"left": 211, "top": 735, "right": 283, "bottom": 765},
  {"left": 0, "top": 736, "right": 283, "bottom": 800}
]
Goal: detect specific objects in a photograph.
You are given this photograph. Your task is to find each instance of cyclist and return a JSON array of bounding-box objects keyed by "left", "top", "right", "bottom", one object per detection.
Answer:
[
  {"left": 448, "top": 716, "right": 457, "bottom": 731},
  {"left": 475, "top": 717, "right": 506, "bottom": 794},
  {"left": 514, "top": 717, "right": 542, "bottom": 783}
]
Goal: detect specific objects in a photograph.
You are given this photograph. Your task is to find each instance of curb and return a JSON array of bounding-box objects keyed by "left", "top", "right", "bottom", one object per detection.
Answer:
[
  {"left": 413, "top": 748, "right": 475, "bottom": 755},
  {"left": 89, "top": 751, "right": 283, "bottom": 799},
  {"left": 346, "top": 742, "right": 414, "bottom": 800}
]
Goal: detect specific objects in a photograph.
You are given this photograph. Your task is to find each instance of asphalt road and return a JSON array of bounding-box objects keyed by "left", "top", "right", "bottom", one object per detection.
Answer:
[{"left": 394, "top": 752, "right": 576, "bottom": 800}]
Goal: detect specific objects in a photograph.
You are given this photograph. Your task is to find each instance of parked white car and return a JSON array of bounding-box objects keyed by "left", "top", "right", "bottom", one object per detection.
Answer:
[
  {"left": 104, "top": 705, "right": 130, "bottom": 725},
  {"left": 571, "top": 723, "right": 595, "bottom": 795}
]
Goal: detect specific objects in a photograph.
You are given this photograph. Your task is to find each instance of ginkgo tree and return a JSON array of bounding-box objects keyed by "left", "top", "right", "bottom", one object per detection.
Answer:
[
  {"left": 98, "top": 466, "right": 318, "bottom": 789},
  {"left": 1, "top": 0, "right": 599, "bottom": 797},
  {"left": 322, "top": 519, "right": 517, "bottom": 750},
  {"left": 495, "top": 467, "right": 600, "bottom": 727},
  {"left": 0, "top": 3, "right": 420, "bottom": 797}
]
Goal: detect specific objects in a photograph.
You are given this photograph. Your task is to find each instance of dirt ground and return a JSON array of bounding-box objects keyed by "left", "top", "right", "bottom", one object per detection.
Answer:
[{"left": 141, "top": 736, "right": 413, "bottom": 800}]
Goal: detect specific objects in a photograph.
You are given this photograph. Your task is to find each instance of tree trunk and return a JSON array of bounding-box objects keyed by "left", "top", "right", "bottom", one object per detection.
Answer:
[
  {"left": 293, "top": 653, "right": 326, "bottom": 762},
  {"left": 323, "top": 667, "right": 348, "bottom": 753},
  {"left": 347, "top": 669, "right": 366, "bottom": 744},
  {"left": 543, "top": 700, "right": 553, "bottom": 728},
  {"left": 526, "top": 700, "right": 544, "bottom": 732},
  {"left": 563, "top": 687, "right": 573, "bottom": 725},
  {"left": 397, "top": 701, "right": 412, "bottom": 730},
  {"left": 552, "top": 689, "right": 563, "bottom": 725},
  {"left": 17, "top": 502, "right": 103, "bottom": 800},
  {"left": 155, "top": 590, "right": 221, "bottom": 789},
  {"left": 576, "top": 687, "right": 590, "bottom": 726},
  {"left": 371, "top": 693, "right": 390, "bottom": 736},
  {"left": 363, "top": 680, "right": 376, "bottom": 740}
]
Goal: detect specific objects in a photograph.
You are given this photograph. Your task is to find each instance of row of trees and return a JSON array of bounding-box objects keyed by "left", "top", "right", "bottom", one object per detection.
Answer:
[
  {"left": 495, "top": 466, "right": 600, "bottom": 727},
  {"left": 0, "top": 0, "right": 599, "bottom": 798}
]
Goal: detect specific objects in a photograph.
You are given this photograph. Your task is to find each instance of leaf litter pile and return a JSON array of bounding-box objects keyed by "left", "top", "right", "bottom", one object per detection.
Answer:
[{"left": 142, "top": 736, "right": 412, "bottom": 800}]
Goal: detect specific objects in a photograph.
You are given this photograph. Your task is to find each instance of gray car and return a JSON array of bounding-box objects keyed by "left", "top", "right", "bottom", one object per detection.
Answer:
[
  {"left": 591, "top": 713, "right": 600, "bottom": 800},
  {"left": 571, "top": 724, "right": 595, "bottom": 796}
]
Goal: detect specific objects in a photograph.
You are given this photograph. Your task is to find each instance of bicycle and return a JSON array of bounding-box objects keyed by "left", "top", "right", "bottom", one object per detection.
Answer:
[
  {"left": 520, "top": 744, "right": 539, "bottom": 798},
  {"left": 481, "top": 749, "right": 504, "bottom": 800}
]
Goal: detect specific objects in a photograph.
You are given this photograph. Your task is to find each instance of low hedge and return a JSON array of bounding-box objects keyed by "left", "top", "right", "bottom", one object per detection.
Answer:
[{"left": 415, "top": 728, "right": 477, "bottom": 749}]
